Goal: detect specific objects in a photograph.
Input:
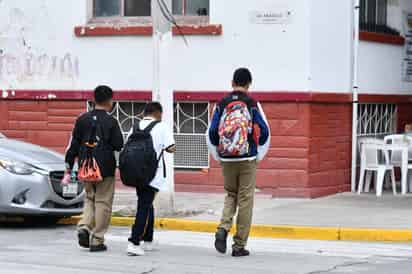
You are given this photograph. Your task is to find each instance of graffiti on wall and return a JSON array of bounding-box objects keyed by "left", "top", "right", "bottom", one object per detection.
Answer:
[
  {"left": 0, "top": 52, "right": 80, "bottom": 82},
  {"left": 0, "top": 5, "right": 80, "bottom": 87}
]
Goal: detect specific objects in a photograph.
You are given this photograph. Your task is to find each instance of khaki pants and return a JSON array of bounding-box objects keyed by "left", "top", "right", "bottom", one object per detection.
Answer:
[
  {"left": 219, "top": 160, "right": 257, "bottom": 249},
  {"left": 78, "top": 177, "right": 115, "bottom": 246}
]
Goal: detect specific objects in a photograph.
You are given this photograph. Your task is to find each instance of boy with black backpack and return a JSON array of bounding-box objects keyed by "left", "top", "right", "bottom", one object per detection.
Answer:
[
  {"left": 208, "top": 68, "right": 270, "bottom": 257},
  {"left": 65, "top": 85, "right": 124, "bottom": 252},
  {"left": 122, "top": 102, "right": 176, "bottom": 256}
]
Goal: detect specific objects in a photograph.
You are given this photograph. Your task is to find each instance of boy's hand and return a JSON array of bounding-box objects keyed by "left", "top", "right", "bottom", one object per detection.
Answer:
[
  {"left": 61, "top": 170, "right": 71, "bottom": 185},
  {"left": 166, "top": 145, "right": 177, "bottom": 153}
]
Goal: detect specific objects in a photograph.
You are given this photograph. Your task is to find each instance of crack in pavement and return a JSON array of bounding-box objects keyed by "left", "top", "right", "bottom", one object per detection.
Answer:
[
  {"left": 306, "top": 261, "right": 369, "bottom": 274},
  {"left": 141, "top": 268, "right": 156, "bottom": 274}
]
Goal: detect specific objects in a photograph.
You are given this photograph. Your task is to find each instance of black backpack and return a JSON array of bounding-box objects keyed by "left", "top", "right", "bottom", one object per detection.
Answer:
[{"left": 119, "top": 121, "right": 165, "bottom": 188}]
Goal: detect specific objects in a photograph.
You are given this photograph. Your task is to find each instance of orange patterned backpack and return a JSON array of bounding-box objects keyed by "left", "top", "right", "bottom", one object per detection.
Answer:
[{"left": 78, "top": 117, "right": 103, "bottom": 183}]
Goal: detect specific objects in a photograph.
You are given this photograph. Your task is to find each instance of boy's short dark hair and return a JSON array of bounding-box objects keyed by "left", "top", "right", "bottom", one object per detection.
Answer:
[
  {"left": 144, "top": 102, "right": 163, "bottom": 116},
  {"left": 94, "top": 85, "right": 113, "bottom": 104},
  {"left": 233, "top": 68, "right": 253, "bottom": 87}
]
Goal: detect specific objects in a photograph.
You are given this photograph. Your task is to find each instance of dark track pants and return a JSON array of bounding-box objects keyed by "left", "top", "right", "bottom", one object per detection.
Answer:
[{"left": 128, "top": 186, "right": 157, "bottom": 245}]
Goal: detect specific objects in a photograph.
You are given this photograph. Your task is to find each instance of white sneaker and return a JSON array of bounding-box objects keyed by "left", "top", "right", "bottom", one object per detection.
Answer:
[
  {"left": 142, "top": 241, "right": 159, "bottom": 252},
  {"left": 127, "top": 243, "right": 145, "bottom": 256}
]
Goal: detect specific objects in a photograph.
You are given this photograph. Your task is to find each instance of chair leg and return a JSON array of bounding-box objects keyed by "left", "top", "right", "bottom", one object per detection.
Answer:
[
  {"left": 390, "top": 168, "right": 397, "bottom": 195},
  {"left": 376, "top": 168, "right": 386, "bottom": 197},
  {"left": 401, "top": 163, "right": 408, "bottom": 195},
  {"left": 358, "top": 168, "right": 366, "bottom": 194},
  {"left": 365, "top": 171, "right": 373, "bottom": 193},
  {"left": 384, "top": 172, "right": 391, "bottom": 189}
]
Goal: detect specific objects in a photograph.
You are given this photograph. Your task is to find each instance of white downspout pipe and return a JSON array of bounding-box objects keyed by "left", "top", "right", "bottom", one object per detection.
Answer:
[{"left": 351, "top": 0, "right": 360, "bottom": 192}]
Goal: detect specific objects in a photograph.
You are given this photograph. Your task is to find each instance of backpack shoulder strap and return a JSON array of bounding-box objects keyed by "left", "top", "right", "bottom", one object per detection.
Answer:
[
  {"left": 132, "top": 121, "right": 141, "bottom": 133},
  {"left": 218, "top": 94, "right": 234, "bottom": 111},
  {"left": 236, "top": 92, "right": 255, "bottom": 108},
  {"left": 143, "top": 120, "right": 161, "bottom": 134},
  {"left": 219, "top": 91, "right": 255, "bottom": 110},
  {"left": 87, "top": 115, "right": 98, "bottom": 144}
]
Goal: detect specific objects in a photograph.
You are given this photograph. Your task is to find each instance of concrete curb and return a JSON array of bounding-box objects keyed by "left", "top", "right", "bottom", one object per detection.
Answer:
[{"left": 59, "top": 216, "right": 412, "bottom": 243}]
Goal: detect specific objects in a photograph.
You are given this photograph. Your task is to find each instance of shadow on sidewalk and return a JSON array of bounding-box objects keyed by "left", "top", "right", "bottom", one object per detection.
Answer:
[{"left": 0, "top": 214, "right": 72, "bottom": 228}]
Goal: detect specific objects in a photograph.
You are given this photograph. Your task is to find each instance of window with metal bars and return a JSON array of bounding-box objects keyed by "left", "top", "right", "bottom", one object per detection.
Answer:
[
  {"left": 92, "top": 0, "right": 209, "bottom": 23},
  {"left": 357, "top": 103, "right": 397, "bottom": 138},
  {"left": 87, "top": 101, "right": 210, "bottom": 169},
  {"left": 172, "top": 0, "right": 209, "bottom": 16},
  {"left": 359, "top": 0, "right": 400, "bottom": 35}
]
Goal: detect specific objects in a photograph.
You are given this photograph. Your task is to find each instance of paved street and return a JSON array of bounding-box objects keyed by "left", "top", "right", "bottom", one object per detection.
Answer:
[{"left": 1, "top": 225, "right": 412, "bottom": 274}]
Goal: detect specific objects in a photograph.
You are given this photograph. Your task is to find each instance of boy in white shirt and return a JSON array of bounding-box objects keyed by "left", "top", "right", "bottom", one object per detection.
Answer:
[{"left": 126, "top": 102, "right": 176, "bottom": 256}]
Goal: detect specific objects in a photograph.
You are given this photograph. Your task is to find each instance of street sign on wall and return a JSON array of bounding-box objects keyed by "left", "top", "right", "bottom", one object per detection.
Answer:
[
  {"left": 402, "top": 12, "right": 412, "bottom": 82},
  {"left": 249, "top": 9, "right": 292, "bottom": 25}
]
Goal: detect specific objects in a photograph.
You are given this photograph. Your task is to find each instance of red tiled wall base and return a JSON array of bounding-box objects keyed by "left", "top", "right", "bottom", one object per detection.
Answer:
[
  {"left": 308, "top": 104, "right": 352, "bottom": 197},
  {"left": 0, "top": 100, "right": 214, "bottom": 191},
  {"left": 174, "top": 102, "right": 313, "bottom": 195},
  {"left": 0, "top": 99, "right": 353, "bottom": 198},
  {"left": 258, "top": 103, "right": 312, "bottom": 197},
  {"left": 0, "top": 100, "right": 84, "bottom": 153},
  {"left": 176, "top": 101, "right": 412, "bottom": 197},
  {"left": 175, "top": 102, "right": 353, "bottom": 198},
  {"left": 255, "top": 103, "right": 351, "bottom": 198}
]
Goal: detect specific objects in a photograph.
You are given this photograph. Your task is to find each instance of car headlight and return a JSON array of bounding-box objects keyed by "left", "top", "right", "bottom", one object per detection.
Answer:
[{"left": 0, "top": 159, "right": 35, "bottom": 175}]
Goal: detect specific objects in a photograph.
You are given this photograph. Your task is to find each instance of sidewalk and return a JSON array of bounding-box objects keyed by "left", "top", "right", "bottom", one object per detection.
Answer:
[{"left": 113, "top": 190, "right": 412, "bottom": 230}]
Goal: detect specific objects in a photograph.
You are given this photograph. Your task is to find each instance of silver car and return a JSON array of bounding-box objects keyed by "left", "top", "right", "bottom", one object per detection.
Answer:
[{"left": 0, "top": 132, "right": 84, "bottom": 217}]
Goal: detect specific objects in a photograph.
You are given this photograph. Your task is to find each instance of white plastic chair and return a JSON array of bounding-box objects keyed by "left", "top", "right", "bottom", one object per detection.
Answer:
[
  {"left": 408, "top": 163, "right": 412, "bottom": 193},
  {"left": 384, "top": 134, "right": 412, "bottom": 165},
  {"left": 384, "top": 134, "right": 412, "bottom": 193},
  {"left": 358, "top": 138, "right": 384, "bottom": 193},
  {"left": 358, "top": 139, "right": 396, "bottom": 197}
]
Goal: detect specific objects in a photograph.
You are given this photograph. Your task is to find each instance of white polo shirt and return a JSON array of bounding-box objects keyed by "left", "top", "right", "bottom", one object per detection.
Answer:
[{"left": 127, "top": 117, "right": 175, "bottom": 191}]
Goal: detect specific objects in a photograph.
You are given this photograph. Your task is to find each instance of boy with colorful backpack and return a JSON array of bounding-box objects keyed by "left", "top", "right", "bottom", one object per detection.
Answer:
[{"left": 208, "top": 68, "right": 270, "bottom": 257}]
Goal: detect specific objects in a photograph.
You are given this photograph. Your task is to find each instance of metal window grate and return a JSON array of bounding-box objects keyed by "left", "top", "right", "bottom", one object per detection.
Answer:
[
  {"left": 94, "top": 0, "right": 209, "bottom": 17},
  {"left": 174, "top": 102, "right": 209, "bottom": 168},
  {"left": 174, "top": 134, "right": 209, "bottom": 168},
  {"left": 87, "top": 101, "right": 209, "bottom": 169},
  {"left": 87, "top": 101, "right": 145, "bottom": 140},
  {"left": 172, "top": 0, "right": 209, "bottom": 16},
  {"left": 357, "top": 103, "right": 397, "bottom": 138},
  {"left": 359, "top": 0, "right": 400, "bottom": 35}
]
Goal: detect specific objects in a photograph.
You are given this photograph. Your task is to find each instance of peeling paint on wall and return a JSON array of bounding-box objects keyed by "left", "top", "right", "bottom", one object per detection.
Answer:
[
  {"left": 0, "top": 4, "right": 80, "bottom": 88},
  {"left": 0, "top": 52, "right": 80, "bottom": 81}
]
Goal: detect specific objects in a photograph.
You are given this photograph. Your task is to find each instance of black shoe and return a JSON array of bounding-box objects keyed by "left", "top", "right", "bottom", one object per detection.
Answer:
[
  {"left": 90, "top": 244, "right": 108, "bottom": 252},
  {"left": 232, "top": 248, "right": 250, "bottom": 257},
  {"left": 78, "top": 228, "right": 90, "bottom": 248},
  {"left": 214, "top": 228, "right": 228, "bottom": 254}
]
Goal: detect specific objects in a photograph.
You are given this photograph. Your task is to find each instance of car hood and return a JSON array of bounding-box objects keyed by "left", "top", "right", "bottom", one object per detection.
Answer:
[{"left": 0, "top": 138, "right": 65, "bottom": 171}]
